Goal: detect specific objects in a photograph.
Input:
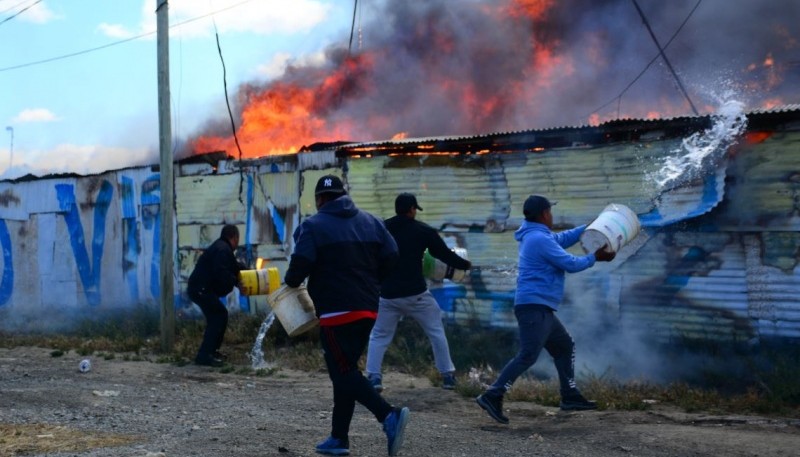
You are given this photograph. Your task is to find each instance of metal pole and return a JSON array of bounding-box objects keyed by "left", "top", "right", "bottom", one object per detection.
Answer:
[{"left": 156, "top": 0, "right": 175, "bottom": 351}]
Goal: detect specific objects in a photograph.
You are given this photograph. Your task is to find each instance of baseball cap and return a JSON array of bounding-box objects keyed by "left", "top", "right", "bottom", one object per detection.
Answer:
[
  {"left": 314, "top": 175, "right": 346, "bottom": 195},
  {"left": 523, "top": 195, "right": 556, "bottom": 220},
  {"left": 395, "top": 193, "right": 423, "bottom": 214}
]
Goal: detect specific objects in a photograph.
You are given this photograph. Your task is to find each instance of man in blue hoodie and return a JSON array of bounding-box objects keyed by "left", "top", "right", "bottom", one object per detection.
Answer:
[
  {"left": 284, "top": 175, "right": 410, "bottom": 457},
  {"left": 476, "top": 195, "right": 616, "bottom": 424}
]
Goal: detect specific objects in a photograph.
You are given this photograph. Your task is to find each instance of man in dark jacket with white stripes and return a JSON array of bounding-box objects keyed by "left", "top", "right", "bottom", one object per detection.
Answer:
[{"left": 284, "top": 174, "right": 410, "bottom": 457}]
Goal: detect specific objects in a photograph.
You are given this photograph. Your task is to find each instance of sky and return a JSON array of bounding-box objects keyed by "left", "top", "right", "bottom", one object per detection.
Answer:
[
  {"left": 1, "top": 0, "right": 798, "bottom": 179},
  {"left": 0, "top": 0, "right": 351, "bottom": 179}
]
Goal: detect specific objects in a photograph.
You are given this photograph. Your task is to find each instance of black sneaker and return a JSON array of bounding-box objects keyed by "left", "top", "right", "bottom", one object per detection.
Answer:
[
  {"left": 560, "top": 393, "right": 598, "bottom": 411},
  {"left": 441, "top": 372, "right": 456, "bottom": 390},
  {"left": 213, "top": 350, "right": 228, "bottom": 361},
  {"left": 476, "top": 393, "right": 509, "bottom": 424},
  {"left": 195, "top": 355, "right": 224, "bottom": 367}
]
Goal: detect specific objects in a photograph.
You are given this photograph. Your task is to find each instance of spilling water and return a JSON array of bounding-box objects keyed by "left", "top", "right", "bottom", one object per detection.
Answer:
[
  {"left": 649, "top": 99, "right": 747, "bottom": 190},
  {"left": 249, "top": 311, "right": 276, "bottom": 369}
]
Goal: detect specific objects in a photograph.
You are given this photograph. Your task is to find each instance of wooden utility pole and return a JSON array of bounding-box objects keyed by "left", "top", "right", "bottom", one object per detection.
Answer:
[{"left": 156, "top": 0, "right": 175, "bottom": 351}]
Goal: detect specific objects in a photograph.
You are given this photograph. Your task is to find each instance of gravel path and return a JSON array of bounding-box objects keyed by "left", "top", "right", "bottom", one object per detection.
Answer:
[{"left": 2, "top": 346, "right": 799, "bottom": 457}]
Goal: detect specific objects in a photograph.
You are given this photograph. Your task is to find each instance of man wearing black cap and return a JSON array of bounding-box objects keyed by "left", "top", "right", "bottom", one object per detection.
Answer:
[
  {"left": 476, "top": 195, "right": 615, "bottom": 424},
  {"left": 366, "top": 193, "right": 471, "bottom": 392},
  {"left": 284, "top": 175, "right": 410, "bottom": 457}
]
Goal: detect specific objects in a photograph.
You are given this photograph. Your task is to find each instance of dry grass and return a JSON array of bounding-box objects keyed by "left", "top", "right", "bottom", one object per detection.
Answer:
[
  {"left": 3, "top": 311, "right": 799, "bottom": 417},
  {"left": 0, "top": 423, "right": 138, "bottom": 457}
]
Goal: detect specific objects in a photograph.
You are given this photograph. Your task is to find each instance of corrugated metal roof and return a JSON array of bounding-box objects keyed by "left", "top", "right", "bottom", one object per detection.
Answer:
[{"left": 333, "top": 105, "right": 800, "bottom": 154}]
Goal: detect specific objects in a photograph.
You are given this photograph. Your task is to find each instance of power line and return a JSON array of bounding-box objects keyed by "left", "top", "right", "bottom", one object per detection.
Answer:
[
  {"left": 0, "top": 0, "right": 258, "bottom": 73},
  {"left": 212, "top": 19, "right": 246, "bottom": 204},
  {"left": 583, "top": 0, "right": 702, "bottom": 122},
  {"left": 631, "top": 0, "right": 698, "bottom": 115},
  {"left": 348, "top": 0, "right": 358, "bottom": 55},
  {"left": 0, "top": 0, "right": 38, "bottom": 16},
  {"left": 0, "top": 0, "right": 41, "bottom": 26}
]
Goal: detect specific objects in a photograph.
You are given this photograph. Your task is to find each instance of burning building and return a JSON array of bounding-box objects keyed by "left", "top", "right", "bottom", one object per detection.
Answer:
[{"left": 0, "top": 0, "right": 798, "bottom": 382}]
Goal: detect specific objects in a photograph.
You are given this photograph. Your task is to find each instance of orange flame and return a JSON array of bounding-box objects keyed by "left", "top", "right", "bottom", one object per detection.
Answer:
[
  {"left": 191, "top": 54, "right": 376, "bottom": 157},
  {"left": 507, "top": 0, "right": 555, "bottom": 20},
  {"left": 745, "top": 131, "right": 773, "bottom": 144},
  {"left": 187, "top": 1, "right": 793, "bottom": 160}
]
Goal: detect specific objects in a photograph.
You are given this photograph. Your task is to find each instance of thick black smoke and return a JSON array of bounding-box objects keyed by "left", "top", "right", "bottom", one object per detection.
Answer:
[{"left": 191, "top": 0, "right": 799, "bottom": 147}]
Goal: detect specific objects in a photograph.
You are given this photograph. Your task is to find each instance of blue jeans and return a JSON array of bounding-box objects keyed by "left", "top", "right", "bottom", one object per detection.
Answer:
[{"left": 486, "top": 304, "right": 578, "bottom": 398}]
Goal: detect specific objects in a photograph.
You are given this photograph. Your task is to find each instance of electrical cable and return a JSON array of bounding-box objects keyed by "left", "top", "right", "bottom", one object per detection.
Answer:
[
  {"left": 348, "top": 0, "right": 358, "bottom": 55},
  {"left": 0, "top": 0, "right": 38, "bottom": 16},
  {"left": 631, "top": 0, "right": 698, "bottom": 115},
  {"left": 212, "top": 18, "right": 245, "bottom": 205},
  {"left": 0, "top": 0, "right": 258, "bottom": 73},
  {"left": 0, "top": 0, "right": 41, "bottom": 26},
  {"left": 582, "top": 0, "right": 702, "bottom": 122}
]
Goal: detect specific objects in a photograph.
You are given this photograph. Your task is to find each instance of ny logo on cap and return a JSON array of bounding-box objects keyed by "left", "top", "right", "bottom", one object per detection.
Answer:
[{"left": 324, "top": 178, "right": 333, "bottom": 187}]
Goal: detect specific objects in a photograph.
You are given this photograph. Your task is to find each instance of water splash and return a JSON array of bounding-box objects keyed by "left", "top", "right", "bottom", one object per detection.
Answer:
[
  {"left": 650, "top": 98, "right": 748, "bottom": 190},
  {"left": 249, "top": 311, "right": 276, "bottom": 369},
  {"left": 479, "top": 265, "right": 519, "bottom": 277}
]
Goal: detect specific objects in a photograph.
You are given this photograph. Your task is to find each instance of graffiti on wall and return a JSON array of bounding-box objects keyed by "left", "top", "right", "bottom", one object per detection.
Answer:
[
  {"left": 0, "top": 219, "right": 12, "bottom": 306},
  {"left": 56, "top": 181, "right": 114, "bottom": 306}
]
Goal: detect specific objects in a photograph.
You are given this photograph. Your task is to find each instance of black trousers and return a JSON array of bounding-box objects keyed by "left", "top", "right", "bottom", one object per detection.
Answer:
[
  {"left": 320, "top": 318, "right": 393, "bottom": 440},
  {"left": 189, "top": 288, "right": 228, "bottom": 359}
]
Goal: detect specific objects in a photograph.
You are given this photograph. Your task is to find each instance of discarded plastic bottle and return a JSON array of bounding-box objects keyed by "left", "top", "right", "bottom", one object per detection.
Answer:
[{"left": 79, "top": 359, "right": 92, "bottom": 373}]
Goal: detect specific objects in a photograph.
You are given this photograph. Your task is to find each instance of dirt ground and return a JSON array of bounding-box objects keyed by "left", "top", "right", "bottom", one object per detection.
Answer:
[{"left": 1, "top": 346, "right": 799, "bottom": 457}]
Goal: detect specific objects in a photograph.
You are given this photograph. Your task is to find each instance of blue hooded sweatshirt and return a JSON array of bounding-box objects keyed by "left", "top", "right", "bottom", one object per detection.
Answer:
[{"left": 514, "top": 221, "right": 596, "bottom": 310}]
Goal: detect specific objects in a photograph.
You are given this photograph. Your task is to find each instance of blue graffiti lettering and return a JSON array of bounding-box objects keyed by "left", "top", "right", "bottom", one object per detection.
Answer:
[
  {"left": 141, "top": 175, "right": 161, "bottom": 300},
  {"left": 121, "top": 176, "right": 140, "bottom": 301},
  {"left": 56, "top": 181, "right": 114, "bottom": 306},
  {"left": 0, "top": 219, "right": 14, "bottom": 306}
]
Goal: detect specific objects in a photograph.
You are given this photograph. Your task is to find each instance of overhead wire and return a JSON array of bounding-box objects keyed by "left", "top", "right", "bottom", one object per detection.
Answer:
[
  {"left": 0, "top": 0, "right": 40, "bottom": 26},
  {"left": 0, "top": 0, "right": 259, "bottom": 73},
  {"left": 0, "top": 0, "right": 38, "bottom": 16},
  {"left": 631, "top": 0, "right": 698, "bottom": 115},
  {"left": 348, "top": 0, "right": 358, "bottom": 55},
  {"left": 582, "top": 0, "right": 703, "bottom": 123},
  {"left": 211, "top": 17, "right": 246, "bottom": 205}
]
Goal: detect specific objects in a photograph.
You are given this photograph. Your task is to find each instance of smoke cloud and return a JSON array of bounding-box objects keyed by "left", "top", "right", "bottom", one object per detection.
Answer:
[{"left": 186, "top": 0, "right": 799, "bottom": 156}]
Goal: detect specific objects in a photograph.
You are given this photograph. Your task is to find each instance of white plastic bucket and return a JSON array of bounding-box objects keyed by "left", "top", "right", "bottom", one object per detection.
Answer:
[
  {"left": 580, "top": 203, "right": 641, "bottom": 253},
  {"left": 267, "top": 284, "right": 319, "bottom": 337},
  {"left": 422, "top": 247, "right": 469, "bottom": 282},
  {"left": 239, "top": 267, "right": 281, "bottom": 296}
]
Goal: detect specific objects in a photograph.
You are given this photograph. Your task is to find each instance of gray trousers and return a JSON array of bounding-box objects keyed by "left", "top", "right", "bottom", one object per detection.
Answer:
[{"left": 366, "top": 290, "right": 456, "bottom": 376}]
